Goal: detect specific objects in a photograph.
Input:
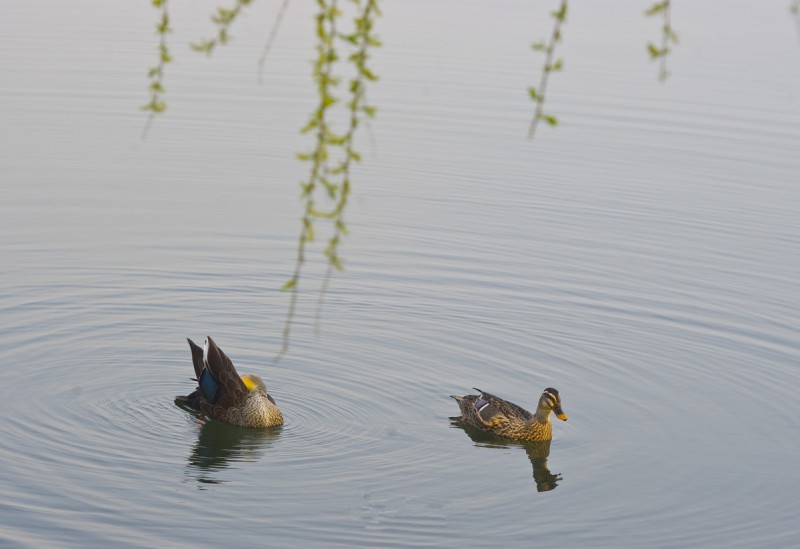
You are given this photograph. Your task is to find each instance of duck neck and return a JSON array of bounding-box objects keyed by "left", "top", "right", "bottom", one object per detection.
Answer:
[{"left": 534, "top": 407, "right": 552, "bottom": 423}]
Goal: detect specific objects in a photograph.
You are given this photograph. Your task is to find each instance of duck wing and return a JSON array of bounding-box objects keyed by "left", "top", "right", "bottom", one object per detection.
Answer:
[
  {"left": 472, "top": 388, "right": 534, "bottom": 424},
  {"left": 187, "top": 336, "right": 248, "bottom": 407}
]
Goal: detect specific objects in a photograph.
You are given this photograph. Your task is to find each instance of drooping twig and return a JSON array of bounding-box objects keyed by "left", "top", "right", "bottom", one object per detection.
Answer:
[
  {"left": 258, "top": 0, "right": 292, "bottom": 83},
  {"left": 314, "top": 0, "right": 380, "bottom": 336},
  {"left": 645, "top": 0, "right": 679, "bottom": 81},
  {"left": 277, "top": 0, "right": 381, "bottom": 359},
  {"left": 276, "top": 0, "right": 343, "bottom": 361},
  {"left": 141, "top": 0, "right": 172, "bottom": 139},
  {"left": 191, "top": 0, "right": 254, "bottom": 56},
  {"left": 528, "top": 0, "right": 568, "bottom": 140}
]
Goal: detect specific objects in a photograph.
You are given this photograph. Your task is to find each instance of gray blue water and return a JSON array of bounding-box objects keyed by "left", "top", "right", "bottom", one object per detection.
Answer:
[{"left": 2, "top": 1, "right": 799, "bottom": 547}]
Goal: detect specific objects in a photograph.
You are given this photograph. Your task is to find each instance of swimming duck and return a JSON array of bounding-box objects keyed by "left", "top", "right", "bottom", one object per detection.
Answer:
[
  {"left": 450, "top": 387, "right": 567, "bottom": 441},
  {"left": 176, "top": 336, "right": 283, "bottom": 428}
]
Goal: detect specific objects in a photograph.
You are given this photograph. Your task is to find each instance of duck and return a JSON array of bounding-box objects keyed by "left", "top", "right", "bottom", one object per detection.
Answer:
[
  {"left": 176, "top": 336, "right": 283, "bottom": 428},
  {"left": 450, "top": 387, "right": 567, "bottom": 441}
]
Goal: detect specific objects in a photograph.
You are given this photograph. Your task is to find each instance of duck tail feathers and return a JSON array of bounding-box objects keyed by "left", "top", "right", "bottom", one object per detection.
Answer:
[{"left": 187, "top": 338, "right": 205, "bottom": 379}]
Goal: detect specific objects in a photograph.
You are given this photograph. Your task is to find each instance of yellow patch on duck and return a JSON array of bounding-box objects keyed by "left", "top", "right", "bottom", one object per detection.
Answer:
[{"left": 240, "top": 374, "right": 259, "bottom": 392}]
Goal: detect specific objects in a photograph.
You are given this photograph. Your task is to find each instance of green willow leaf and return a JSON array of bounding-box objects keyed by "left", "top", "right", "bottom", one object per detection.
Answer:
[
  {"left": 541, "top": 114, "right": 559, "bottom": 126},
  {"left": 645, "top": 2, "right": 668, "bottom": 16},
  {"left": 280, "top": 278, "right": 297, "bottom": 292}
]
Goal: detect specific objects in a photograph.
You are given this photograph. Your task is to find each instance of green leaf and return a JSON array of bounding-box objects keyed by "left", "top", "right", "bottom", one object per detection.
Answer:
[
  {"left": 531, "top": 41, "right": 547, "bottom": 52},
  {"left": 328, "top": 254, "right": 344, "bottom": 271},
  {"left": 348, "top": 77, "right": 359, "bottom": 93},
  {"left": 190, "top": 40, "right": 215, "bottom": 55},
  {"left": 645, "top": 2, "right": 668, "bottom": 17},
  {"left": 280, "top": 278, "right": 297, "bottom": 292},
  {"left": 527, "top": 86, "right": 539, "bottom": 100},
  {"left": 156, "top": 14, "right": 171, "bottom": 34},
  {"left": 540, "top": 114, "right": 559, "bottom": 126},
  {"left": 551, "top": 2, "right": 568, "bottom": 21},
  {"left": 213, "top": 7, "right": 235, "bottom": 25},
  {"left": 141, "top": 100, "right": 167, "bottom": 113},
  {"left": 666, "top": 28, "right": 679, "bottom": 44},
  {"left": 361, "top": 67, "right": 378, "bottom": 81},
  {"left": 300, "top": 118, "right": 319, "bottom": 134}
]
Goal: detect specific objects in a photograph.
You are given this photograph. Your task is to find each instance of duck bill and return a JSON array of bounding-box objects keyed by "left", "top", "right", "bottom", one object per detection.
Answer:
[{"left": 554, "top": 406, "right": 568, "bottom": 421}]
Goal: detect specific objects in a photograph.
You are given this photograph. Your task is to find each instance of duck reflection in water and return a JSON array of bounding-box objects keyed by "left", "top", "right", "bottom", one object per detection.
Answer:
[
  {"left": 176, "top": 401, "right": 281, "bottom": 486},
  {"left": 449, "top": 387, "right": 567, "bottom": 492},
  {"left": 450, "top": 421, "right": 563, "bottom": 492}
]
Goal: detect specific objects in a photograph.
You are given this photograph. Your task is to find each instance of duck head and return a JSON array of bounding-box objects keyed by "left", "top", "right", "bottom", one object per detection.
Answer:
[
  {"left": 240, "top": 373, "right": 268, "bottom": 395},
  {"left": 540, "top": 387, "right": 568, "bottom": 421}
]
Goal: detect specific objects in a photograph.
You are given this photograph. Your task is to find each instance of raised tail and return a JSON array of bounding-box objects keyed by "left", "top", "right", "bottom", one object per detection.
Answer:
[{"left": 187, "top": 338, "right": 205, "bottom": 379}]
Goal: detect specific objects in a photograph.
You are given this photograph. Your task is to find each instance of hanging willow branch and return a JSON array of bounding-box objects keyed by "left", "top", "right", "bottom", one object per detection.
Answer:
[
  {"left": 191, "top": 0, "right": 255, "bottom": 55},
  {"left": 528, "top": 0, "right": 568, "bottom": 140},
  {"left": 279, "top": 0, "right": 381, "bottom": 358},
  {"left": 259, "top": 0, "right": 292, "bottom": 82},
  {"left": 276, "top": 0, "right": 380, "bottom": 358},
  {"left": 315, "top": 0, "right": 380, "bottom": 333},
  {"left": 645, "top": 0, "right": 678, "bottom": 81},
  {"left": 141, "top": 0, "right": 172, "bottom": 138}
]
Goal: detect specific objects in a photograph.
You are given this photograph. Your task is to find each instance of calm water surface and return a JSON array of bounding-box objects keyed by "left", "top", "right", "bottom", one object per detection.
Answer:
[{"left": 2, "top": 1, "right": 800, "bottom": 547}]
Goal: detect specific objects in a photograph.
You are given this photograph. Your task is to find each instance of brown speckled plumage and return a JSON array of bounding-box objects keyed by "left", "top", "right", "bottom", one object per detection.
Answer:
[
  {"left": 450, "top": 387, "right": 567, "bottom": 441},
  {"left": 177, "top": 336, "right": 283, "bottom": 428}
]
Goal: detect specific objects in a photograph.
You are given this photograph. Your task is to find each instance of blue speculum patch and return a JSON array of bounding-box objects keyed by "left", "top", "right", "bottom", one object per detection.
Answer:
[{"left": 199, "top": 369, "right": 220, "bottom": 403}]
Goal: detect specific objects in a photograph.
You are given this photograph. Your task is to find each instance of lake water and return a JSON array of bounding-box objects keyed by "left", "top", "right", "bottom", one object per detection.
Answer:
[{"left": 2, "top": 1, "right": 799, "bottom": 547}]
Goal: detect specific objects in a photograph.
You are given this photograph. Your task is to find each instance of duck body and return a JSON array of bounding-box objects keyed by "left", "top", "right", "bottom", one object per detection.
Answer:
[
  {"left": 450, "top": 387, "right": 567, "bottom": 441},
  {"left": 177, "top": 336, "right": 283, "bottom": 428}
]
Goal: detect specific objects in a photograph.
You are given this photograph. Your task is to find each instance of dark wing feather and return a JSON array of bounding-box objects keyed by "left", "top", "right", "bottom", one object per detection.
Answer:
[
  {"left": 184, "top": 336, "right": 248, "bottom": 414},
  {"left": 473, "top": 388, "right": 534, "bottom": 422},
  {"left": 204, "top": 336, "right": 248, "bottom": 408},
  {"left": 187, "top": 338, "right": 205, "bottom": 379}
]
